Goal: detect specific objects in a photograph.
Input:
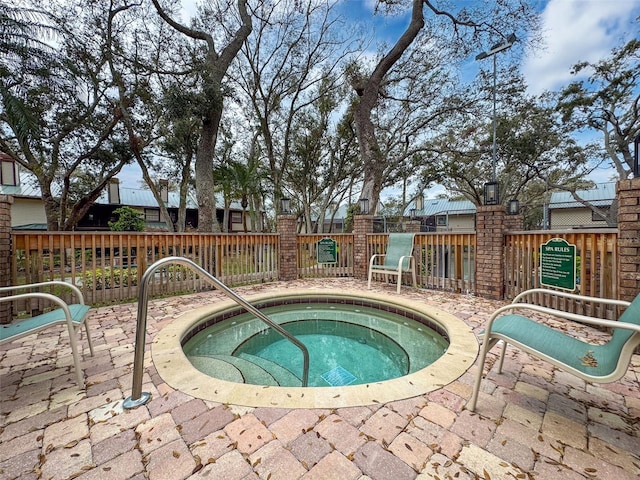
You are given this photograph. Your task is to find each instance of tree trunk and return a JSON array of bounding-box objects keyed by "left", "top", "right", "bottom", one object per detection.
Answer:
[
  {"left": 350, "top": 0, "right": 425, "bottom": 210},
  {"left": 195, "top": 113, "right": 221, "bottom": 232}
]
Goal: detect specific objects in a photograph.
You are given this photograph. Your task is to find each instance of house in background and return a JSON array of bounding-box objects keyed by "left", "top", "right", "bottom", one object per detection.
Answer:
[
  {"left": 547, "top": 183, "right": 617, "bottom": 229},
  {"left": 0, "top": 154, "right": 47, "bottom": 229},
  {"left": 0, "top": 155, "right": 247, "bottom": 231},
  {"left": 410, "top": 198, "right": 476, "bottom": 232}
]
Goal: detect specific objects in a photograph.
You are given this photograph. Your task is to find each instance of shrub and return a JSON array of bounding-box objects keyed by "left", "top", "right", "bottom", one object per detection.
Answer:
[
  {"left": 109, "top": 206, "right": 145, "bottom": 231},
  {"left": 83, "top": 267, "right": 138, "bottom": 290}
]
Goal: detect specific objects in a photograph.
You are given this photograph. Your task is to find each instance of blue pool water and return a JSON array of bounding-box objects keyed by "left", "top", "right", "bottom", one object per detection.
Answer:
[{"left": 183, "top": 302, "right": 449, "bottom": 387}]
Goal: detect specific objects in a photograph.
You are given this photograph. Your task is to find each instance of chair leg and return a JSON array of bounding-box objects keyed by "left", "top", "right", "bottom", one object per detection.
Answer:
[
  {"left": 411, "top": 259, "right": 417, "bottom": 288},
  {"left": 468, "top": 332, "right": 493, "bottom": 412},
  {"left": 83, "top": 319, "right": 95, "bottom": 356},
  {"left": 66, "top": 323, "right": 85, "bottom": 388},
  {"left": 396, "top": 272, "right": 402, "bottom": 294},
  {"left": 497, "top": 341, "right": 507, "bottom": 374}
]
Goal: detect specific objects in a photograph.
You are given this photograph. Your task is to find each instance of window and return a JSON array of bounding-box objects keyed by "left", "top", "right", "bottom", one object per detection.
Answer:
[
  {"left": 436, "top": 215, "right": 447, "bottom": 226},
  {"left": 1, "top": 159, "right": 17, "bottom": 186},
  {"left": 144, "top": 208, "right": 160, "bottom": 222}
]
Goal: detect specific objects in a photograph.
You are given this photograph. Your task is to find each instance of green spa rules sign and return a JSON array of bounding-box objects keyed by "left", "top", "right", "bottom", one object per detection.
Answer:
[
  {"left": 317, "top": 238, "right": 337, "bottom": 264},
  {"left": 540, "top": 238, "right": 576, "bottom": 291}
]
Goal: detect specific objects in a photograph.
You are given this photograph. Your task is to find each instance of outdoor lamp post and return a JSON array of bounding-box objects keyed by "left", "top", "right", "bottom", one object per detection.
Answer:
[
  {"left": 508, "top": 199, "right": 520, "bottom": 215},
  {"left": 280, "top": 197, "right": 291, "bottom": 214},
  {"left": 410, "top": 208, "right": 416, "bottom": 220},
  {"left": 359, "top": 198, "right": 370, "bottom": 215},
  {"left": 476, "top": 33, "right": 517, "bottom": 205},
  {"left": 484, "top": 181, "right": 499, "bottom": 206}
]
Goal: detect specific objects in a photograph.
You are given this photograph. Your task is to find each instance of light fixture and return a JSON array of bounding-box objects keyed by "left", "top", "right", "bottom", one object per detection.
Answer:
[
  {"left": 634, "top": 134, "right": 639, "bottom": 178},
  {"left": 359, "top": 198, "right": 369, "bottom": 215},
  {"left": 280, "top": 197, "right": 291, "bottom": 214},
  {"left": 484, "top": 182, "right": 499, "bottom": 205},
  {"left": 508, "top": 199, "right": 520, "bottom": 215},
  {"left": 476, "top": 33, "right": 517, "bottom": 185},
  {"left": 410, "top": 208, "right": 416, "bottom": 220}
]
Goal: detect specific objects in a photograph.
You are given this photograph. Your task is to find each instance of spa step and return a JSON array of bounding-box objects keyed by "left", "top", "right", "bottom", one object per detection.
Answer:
[
  {"left": 210, "top": 355, "right": 279, "bottom": 386},
  {"left": 237, "top": 353, "right": 302, "bottom": 387},
  {"left": 187, "top": 355, "right": 244, "bottom": 383}
]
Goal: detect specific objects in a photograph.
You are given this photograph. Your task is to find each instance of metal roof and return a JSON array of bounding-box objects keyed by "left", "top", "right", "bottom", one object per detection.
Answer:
[
  {"left": 1, "top": 173, "right": 244, "bottom": 210},
  {"left": 95, "top": 186, "right": 203, "bottom": 209},
  {"left": 410, "top": 199, "right": 477, "bottom": 217},
  {"left": 548, "top": 183, "right": 616, "bottom": 209}
]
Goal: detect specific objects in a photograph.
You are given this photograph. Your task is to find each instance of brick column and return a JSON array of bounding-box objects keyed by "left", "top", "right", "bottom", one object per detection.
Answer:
[
  {"left": 504, "top": 212, "right": 523, "bottom": 231},
  {"left": 277, "top": 214, "right": 298, "bottom": 281},
  {"left": 475, "top": 205, "right": 506, "bottom": 300},
  {"left": 354, "top": 215, "right": 373, "bottom": 281},
  {"left": 402, "top": 220, "right": 421, "bottom": 233},
  {"left": 0, "top": 195, "right": 13, "bottom": 324},
  {"left": 617, "top": 178, "right": 640, "bottom": 302}
]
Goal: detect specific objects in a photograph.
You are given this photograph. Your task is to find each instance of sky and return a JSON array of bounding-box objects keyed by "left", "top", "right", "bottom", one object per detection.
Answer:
[{"left": 120, "top": 0, "right": 640, "bottom": 195}]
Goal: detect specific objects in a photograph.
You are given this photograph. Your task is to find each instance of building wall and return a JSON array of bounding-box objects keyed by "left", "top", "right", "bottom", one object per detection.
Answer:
[
  {"left": 550, "top": 207, "right": 609, "bottom": 229},
  {"left": 10, "top": 198, "right": 47, "bottom": 227},
  {"left": 436, "top": 214, "right": 475, "bottom": 232}
]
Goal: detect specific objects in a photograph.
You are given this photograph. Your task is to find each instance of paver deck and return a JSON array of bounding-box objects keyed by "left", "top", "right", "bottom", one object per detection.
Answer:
[{"left": 1, "top": 278, "right": 639, "bottom": 480}]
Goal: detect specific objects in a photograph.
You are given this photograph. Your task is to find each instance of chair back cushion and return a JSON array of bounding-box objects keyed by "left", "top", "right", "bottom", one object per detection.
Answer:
[{"left": 383, "top": 233, "right": 415, "bottom": 270}]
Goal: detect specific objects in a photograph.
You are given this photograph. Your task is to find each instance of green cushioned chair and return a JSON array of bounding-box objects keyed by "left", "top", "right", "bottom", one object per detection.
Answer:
[
  {"left": 0, "top": 281, "right": 94, "bottom": 388},
  {"left": 367, "top": 233, "right": 417, "bottom": 293},
  {"left": 468, "top": 288, "right": 640, "bottom": 412}
]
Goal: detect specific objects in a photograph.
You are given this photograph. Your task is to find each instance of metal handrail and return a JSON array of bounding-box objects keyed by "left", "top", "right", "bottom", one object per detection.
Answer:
[{"left": 123, "top": 256, "right": 309, "bottom": 409}]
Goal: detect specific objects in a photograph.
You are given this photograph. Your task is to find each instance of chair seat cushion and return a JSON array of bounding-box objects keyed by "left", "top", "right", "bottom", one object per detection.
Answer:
[
  {"left": 492, "top": 314, "right": 623, "bottom": 377},
  {"left": 0, "top": 304, "right": 91, "bottom": 342}
]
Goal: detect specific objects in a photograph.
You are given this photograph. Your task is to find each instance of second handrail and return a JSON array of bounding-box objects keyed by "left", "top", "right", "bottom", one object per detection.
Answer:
[{"left": 123, "top": 256, "right": 309, "bottom": 408}]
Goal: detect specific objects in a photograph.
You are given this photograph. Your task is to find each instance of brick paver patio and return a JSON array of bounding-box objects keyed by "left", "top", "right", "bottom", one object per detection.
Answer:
[{"left": 1, "top": 278, "right": 639, "bottom": 479}]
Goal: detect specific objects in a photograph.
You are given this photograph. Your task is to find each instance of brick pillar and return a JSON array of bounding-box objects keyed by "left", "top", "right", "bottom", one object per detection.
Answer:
[
  {"left": 504, "top": 212, "right": 523, "bottom": 231},
  {"left": 277, "top": 214, "right": 298, "bottom": 281},
  {"left": 617, "top": 178, "right": 640, "bottom": 302},
  {"left": 402, "top": 220, "right": 421, "bottom": 233},
  {"left": 354, "top": 215, "right": 373, "bottom": 281},
  {"left": 0, "top": 195, "right": 13, "bottom": 324},
  {"left": 475, "top": 205, "right": 506, "bottom": 300}
]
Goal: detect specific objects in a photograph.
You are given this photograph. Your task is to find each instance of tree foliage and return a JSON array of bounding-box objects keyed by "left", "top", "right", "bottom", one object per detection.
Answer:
[
  {"left": 0, "top": 0, "right": 136, "bottom": 230},
  {"left": 557, "top": 34, "right": 640, "bottom": 179},
  {"left": 108, "top": 206, "right": 145, "bottom": 232}
]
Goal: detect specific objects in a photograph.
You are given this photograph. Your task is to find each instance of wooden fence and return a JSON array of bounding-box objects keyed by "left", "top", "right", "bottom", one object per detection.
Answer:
[
  {"left": 504, "top": 229, "right": 619, "bottom": 317},
  {"left": 12, "top": 232, "right": 279, "bottom": 307},
  {"left": 297, "top": 234, "right": 354, "bottom": 278},
  {"left": 10, "top": 228, "right": 619, "bottom": 316},
  {"left": 367, "top": 232, "right": 476, "bottom": 294}
]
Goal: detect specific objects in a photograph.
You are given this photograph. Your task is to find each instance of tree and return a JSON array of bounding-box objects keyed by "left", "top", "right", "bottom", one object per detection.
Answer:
[
  {"left": 154, "top": 83, "right": 201, "bottom": 232},
  {"left": 0, "top": 1, "right": 135, "bottom": 230},
  {"left": 434, "top": 74, "right": 596, "bottom": 227},
  {"left": 150, "top": 0, "right": 252, "bottom": 232},
  {"left": 233, "top": 0, "right": 359, "bottom": 216},
  {"left": 286, "top": 76, "right": 361, "bottom": 233},
  {"left": 104, "top": 1, "right": 181, "bottom": 232},
  {"left": 347, "top": 0, "right": 539, "bottom": 211},
  {"left": 109, "top": 206, "right": 145, "bottom": 231},
  {"left": 557, "top": 34, "right": 640, "bottom": 179}
]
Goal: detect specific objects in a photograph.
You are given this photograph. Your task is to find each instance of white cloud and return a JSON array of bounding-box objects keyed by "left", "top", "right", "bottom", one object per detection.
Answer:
[{"left": 522, "top": 0, "right": 640, "bottom": 95}]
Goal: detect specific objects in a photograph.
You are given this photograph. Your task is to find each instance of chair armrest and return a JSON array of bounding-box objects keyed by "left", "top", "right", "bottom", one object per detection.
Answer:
[
  {"left": 512, "top": 288, "right": 629, "bottom": 309},
  {"left": 483, "top": 301, "right": 640, "bottom": 341},
  {"left": 369, "top": 254, "right": 386, "bottom": 267},
  {"left": 0, "top": 292, "right": 74, "bottom": 323},
  {"left": 0, "top": 281, "right": 85, "bottom": 305},
  {"left": 396, "top": 255, "right": 413, "bottom": 269}
]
